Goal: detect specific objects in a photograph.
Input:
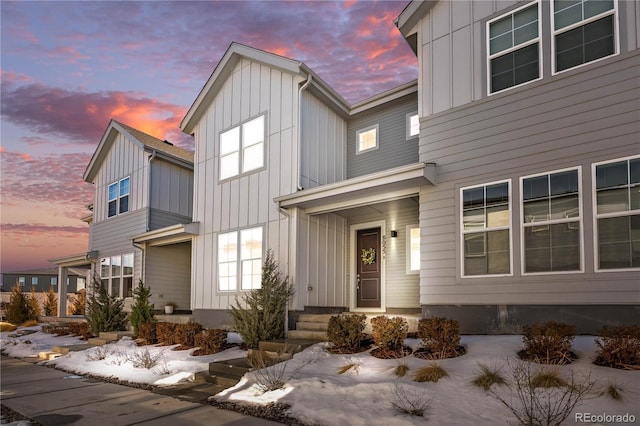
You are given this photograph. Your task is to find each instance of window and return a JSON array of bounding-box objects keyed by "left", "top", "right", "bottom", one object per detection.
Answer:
[
  {"left": 218, "top": 226, "right": 263, "bottom": 291},
  {"left": 522, "top": 168, "right": 582, "bottom": 273},
  {"left": 100, "top": 253, "right": 134, "bottom": 297},
  {"left": 219, "top": 115, "right": 265, "bottom": 180},
  {"left": 594, "top": 156, "right": 640, "bottom": 270},
  {"left": 31, "top": 277, "right": 38, "bottom": 286},
  {"left": 461, "top": 181, "right": 511, "bottom": 276},
  {"left": 487, "top": 2, "right": 541, "bottom": 94},
  {"left": 356, "top": 124, "right": 379, "bottom": 154},
  {"left": 19, "top": 276, "right": 25, "bottom": 286},
  {"left": 406, "top": 113, "right": 419, "bottom": 140},
  {"left": 406, "top": 225, "right": 420, "bottom": 273},
  {"left": 108, "top": 177, "right": 130, "bottom": 217},
  {"left": 51, "top": 277, "right": 57, "bottom": 286},
  {"left": 552, "top": 0, "right": 617, "bottom": 73}
]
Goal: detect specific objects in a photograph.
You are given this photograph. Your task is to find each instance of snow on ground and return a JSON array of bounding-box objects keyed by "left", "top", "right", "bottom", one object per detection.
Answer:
[{"left": 1, "top": 327, "right": 638, "bottom": 425}]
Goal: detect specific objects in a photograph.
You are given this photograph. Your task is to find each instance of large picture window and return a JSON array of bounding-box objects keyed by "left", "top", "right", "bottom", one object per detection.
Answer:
[
  {"left": 521, "top": 168, "right": 582, "bottom": 273},
  {"left": 594, "top": 156, "right": 640, "bottom": 270},
  {"left": 108, "top": 177, "right": 130, "bottom": 218},
  {"left": 100, "top": 253, "right": 134, "bottom": 297},
  {"left": 487, "top": 1, "right": 541, "bottom": 94},
  {"left": 218, "top": 226, "right": 263, "bottom": 291},
  {"left": 461, "top": 181, "right": 511, "bottom": 276},
  {"left": 219, "top": 115, "right": 265, "bottom": 180},
  {"left": 552, "top": 0, "right": 617, "bottom": 73}
]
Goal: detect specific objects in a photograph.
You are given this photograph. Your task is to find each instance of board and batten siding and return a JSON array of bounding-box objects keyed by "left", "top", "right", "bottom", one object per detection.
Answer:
[
  {"left": 191, "top": 58, "right": 302, "bottom": 310},
  {"left": 418, "top": 50, "right": 640, "bottom": 306},
  {"left": 346, "top": 94, "right": 419, "bottom": 179},
  {"left": 300, "top": 92, "right": 347, "bottom": 189},
  {"left": 149, "top": 160, "right": 193, "bottom": 219},
  {"left": 416, "top": 0, "right": 640, "bottom": 117},
  {"left": 145, "top": 243, "right": 191, "bottom": 310},
  {"left": 92, "top": 133, "right": 149, "bottom": 223},
  {"left": 294, "top": 210, "right": 348, "bottom": 310}
]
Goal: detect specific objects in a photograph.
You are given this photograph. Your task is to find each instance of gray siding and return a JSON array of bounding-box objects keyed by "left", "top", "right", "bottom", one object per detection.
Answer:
[
  {"left": 347, "top": 93, "right": 418, "bottom": 178},
  {"left": 149, "top": 159, "right": 193, "bottom": 219},
  {"left": 145, "top": 243, "right": 191, "bottom": 310},
  {"left": 149, "top": 209, "right": 193, "bottom": 231},
  {"left": 90, "top": 209, "right": 147, "bottom": 256},
  {"left": 418, "top": 50, "right": 640, "bottom": 306}
]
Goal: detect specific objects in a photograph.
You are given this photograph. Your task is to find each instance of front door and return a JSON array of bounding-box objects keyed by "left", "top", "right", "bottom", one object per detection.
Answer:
[{"left": 356, "top": 227, "right": 381, "bottom": 308}]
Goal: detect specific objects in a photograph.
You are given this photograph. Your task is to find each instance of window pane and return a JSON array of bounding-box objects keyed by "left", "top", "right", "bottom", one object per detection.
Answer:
[
  {"left": 631, "top": 184, "right": 640, "bottom": 211},
  {"left": 598, "top": 216, "right": 631, "bottom": 268},
  {"left": 490, "top": 31, "right": 513, "bottom": 55},
  {"left": 32, "top": 277, "right": 38, "bottom": 285},
  {"left": 108, "top": 200, "right": 117, "bottom": 217},
  {"left": 111, "top": 277, "right": 120, "bottom": 297},
  {"left": 220, "top": 152, "right": 239, "bottom": 180},
  {"left": 218, "top": 261, "right": 237, "bottom": 291},
  {"left": 123, "top": 277, "right": 133, "bottom": 298},
  {"left": 465, "top": 233, "right": 486, "bottom": 257},
  {"left": 122, "top": 254, "right": 133, "bottom": 276},
  {"left": 524, "top": 226, "right": 552, "bottom": 272},
  {"left": 409, "top": 114, "right": 419, "bottom": 137},
  {"left": 491, "top": 44, "right": 539, "bottom": 93},
  {"left": 486, "top": 183, "right": 509, "bottom": 205},
  {"left": 241, "top": 228, "right": 262, "bottom": 259},
  {"left": 463, "top": 187, "right": 484, "bottom": 209},
  {"left": 554, "top": 0, "right": 583, "bottom": 30},
  {"left": 243, "top": 116, "right": 264, "bottom": 148},
  {"left": 51, "top": 277, "right": 58, "bottom": 286},
  {"left": 119, "top": 195, "right": 129, "bottom": 214},
  {"left": 218, "top": 232, "right": 237, "bottom": 262},
  {"left": 242, "top": 142, "right": 263, "bottom": 173},
  {"left": 596, "top": 160, "right": 628, "bottom": 189},
  {"left": 111, "top": 256, "right": 121, "bottom": 278},
  {"left": 487, "top": 205, "right": 509, "bottom": 227},
  {"left": 551, "top": 194, "right": 579, "bottom": 219},
  {"left": 101, "top": 258, "right": 110, "bottom": 277},
  {"left": 584, "top": 0, "right": 613, "bottom": 20},
  {"left": 630, "top": 159, "right": 640, "bottom": 184},
  {"left": 241, "top": 259, "right": 262, "bottom": 290},
  {"left": 524, "top": 199, "right": 549, "bottom": 223},
  {"left": 550, "top": 170, "right": 578, "bottom": 196},
  {"left": 490, "top": 15, "right": 512, "bottom": 41},
  {"left": 410, "top": 227, "right": 420, "bottom": 271},
  {"left": 220, "top": 127, "right": 239, "bottom": 155},
  {"left": 523, "top": 175, "right": 549, "bottom": 200},
  {"left": 358, "top": 128, "right": 377, "bottom": 152},
  {"left": 487, "top": 230, "right": 510, "bottom": 274},
  {"left": 550, "top": 222, "right": 580, "bottom": 271},
  {"left": 556, "top": 15, "right": 614, "bottom": 72},
  {"left": 108, "top": 183, "right": 118, "bottom": 201},
  {"left": 119, "top": 177, "right": 130, "bottom": 196},
  {"left": 463, "top": 208, "right": 485, "bottom": 230},
  {"left": 597, "top": 188, "right": 628, "bottom": 214}
]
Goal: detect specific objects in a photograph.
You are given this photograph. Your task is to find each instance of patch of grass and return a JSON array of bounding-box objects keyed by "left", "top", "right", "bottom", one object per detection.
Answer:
[
  {"left": 530, "top": 367, "right": 567, "bottom": 388},
  {"left": 0, "top": 322, "right": 17, "bottom": 332},
  {"left": 413, "top": 363, "right": 448, "bottom": 383},
  {"left": 600, "top": 382, "right": 625, "bottom": 402},
  {"left": 337, "top": 362, "right": 359, "bottom": 375},
  {"left": 389, "top": 383, "right": 431, "bottom": 417},
  {"left": 21, "top": 320, "right": 39, "bottom": 327},
  {"left": 471, "top": 363, "right": 507, "bottom": 391},
  {"left": 394, "top": 363, "right": 410, "bottom": 378}
]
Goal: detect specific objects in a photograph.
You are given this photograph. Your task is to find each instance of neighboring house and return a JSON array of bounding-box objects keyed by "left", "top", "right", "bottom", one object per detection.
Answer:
[
  {"left": 1, "top": 268, "right": 86, "bottom": 293},
  {"left": 51, "top": 120, "right": 195, "bottom": 314}
]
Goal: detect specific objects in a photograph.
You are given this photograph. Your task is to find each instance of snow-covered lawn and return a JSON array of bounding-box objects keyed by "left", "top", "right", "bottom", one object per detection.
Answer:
[{"left": 2, "top": 325, "right": 638, "bottom": 425}]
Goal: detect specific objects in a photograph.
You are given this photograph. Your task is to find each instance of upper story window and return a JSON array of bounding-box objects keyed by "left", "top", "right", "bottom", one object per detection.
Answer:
[
  {"left": 461, "top": 181, "right": 511, "bottom": 276},
  {"left": 593, "top": 155, "right": 640, "bottom": 270},
  {"left": 356, "top": 124, "right": 379, "bottom": 154},
  {"left": 552, "top": 0, "right": 617, "bottom": 73},
  {"left": 219, "top": 115, "right": 265, "bottom": 181},
  {"left": 521, "top": 168, "right": 582, "bottom": 274},
  {"left": 487, "top": 1, "right": 541, "bottom": 94},
  {"left": 108, "top": 177, "right": 130, "bottom": 218},
  {"left": 406, "top": 113, "right": 419, "bottom": 140},
  {"left": 218, "top": 226, "right": 263, "bottom": 291}
]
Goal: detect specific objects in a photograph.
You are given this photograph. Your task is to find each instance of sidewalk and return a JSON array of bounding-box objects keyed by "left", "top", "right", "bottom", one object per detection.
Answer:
[{"left": 0, "top": 355, "right": 282, "bottom": 426}]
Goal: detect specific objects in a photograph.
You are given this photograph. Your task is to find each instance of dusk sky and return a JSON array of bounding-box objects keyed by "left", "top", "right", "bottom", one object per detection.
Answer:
[{"left": 0, "top": 0, "right": 417, "bottom": 274}]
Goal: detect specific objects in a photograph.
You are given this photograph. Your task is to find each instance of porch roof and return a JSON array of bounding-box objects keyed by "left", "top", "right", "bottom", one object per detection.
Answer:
[
  {"left": 132, "top": 222, "right": 199, "bottom": 247},
  {"left": 48, "top": 253, "right": 93, "bottom": 268},
  {"left": 276, "top": 162, "right": 436, "bottom": 215}
]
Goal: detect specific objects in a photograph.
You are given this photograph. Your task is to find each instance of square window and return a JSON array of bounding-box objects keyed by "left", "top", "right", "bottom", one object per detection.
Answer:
[{"left": 356, "top": 125, "right": 378, "bottom": 154}]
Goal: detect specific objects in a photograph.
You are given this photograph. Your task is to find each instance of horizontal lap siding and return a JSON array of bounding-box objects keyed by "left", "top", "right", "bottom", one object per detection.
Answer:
[
  {"left": 191, "top": 59, "right": 300, "bottom": 310},
  {"left": 148, "top": 209, "right": 192, "bottom": 230},
  {"left": 418, "top": 51, "right": 640, "bottom": 306}
]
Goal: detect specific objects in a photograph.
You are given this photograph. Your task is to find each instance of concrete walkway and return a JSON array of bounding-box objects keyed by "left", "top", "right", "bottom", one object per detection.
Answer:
[{"left": 0, "top": 356, "right": 282, "bottom": 426}]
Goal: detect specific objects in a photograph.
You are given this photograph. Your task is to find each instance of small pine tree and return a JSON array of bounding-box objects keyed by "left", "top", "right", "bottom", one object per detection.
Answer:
[
  {"left": 6, "top": 285, "right": 29, "bottom": 324},
  {"left": 230, "top": 249, "right": 294, "bottom": 349},
  {"left": 85, "top": 272, "right": 128, "bottom": 335},
  {"left": 130, "top": 279, "right": 155, "bottom": 336},
  {"left": 70, "top": 289, "right": 87, "bottom": 315},
  {"left": 27, "top": 287, "right": 41, "bottom": 321},
  {"left": 43, "top": 286, "right": 58, "bottom": 316}
]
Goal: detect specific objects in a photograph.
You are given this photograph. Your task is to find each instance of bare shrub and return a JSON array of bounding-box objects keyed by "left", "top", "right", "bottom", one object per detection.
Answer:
[
  {"left": 327, "top": 314, "right": 367, "bottom": 354},
  {"left": 520, "top": 321, "right": 576, "bottom": 364},
  {"left": 67, "top": 322, "right": 92, "bottom": 340},
  {"left": 594, "top": 325, "right": 640, "bottom": 369},
  {"left": 415, "top": 317, "right": 464, "bottom": 360},
  {"left": 138, "top": 322, "right": 157, "bottom": 345},
  {"left": 156, "top": 322, "right": 176, "bottom": 345},
  {"left": 598, "top": 382, "right": 625, "bottom": 402},
  {"left": 488, "top": 358, "right": 597, "bottom": 426},
  {"left": 127, "top": 347, "right": 166, "bottom": 369},
  {"left": 471, "top": 362, "right": 507, "bottom": 391},
  {"left": 174, "top": 323, "right": 203, "bottom": 348},
  {"left": 193, "top": 329, "right": 228, "bottom": 355},
  {"left": 530, "top": 366, "right": 568, "bottom": 388},
  {"left": 370, "top": 316, "right": 410, "bottom": 359},
  {"left": 394, "top": 363, "right": 410, "bottom": 378},
  {"left": 389, "top": 383, "right": 431, "bottom": 417},
  {"left": 413, "top": 363, "right": 448, "bottom": 383},
  {"left": 248, "top": 349, "right": 314, "bottom": 393},
  {"left": 85, "top": 345, "right": 113, "bottom": 361}
]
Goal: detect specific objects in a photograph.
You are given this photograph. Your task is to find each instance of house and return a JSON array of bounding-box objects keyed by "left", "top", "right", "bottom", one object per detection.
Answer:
[
  {"left": 181, "top": 0, "right": 638, "bottom": 333},
  {"left": 1, "top": 268, "right": 86, "bottom": 293},
  {"left": 51, "top": 119, "right": 195, "bottom": 315}
]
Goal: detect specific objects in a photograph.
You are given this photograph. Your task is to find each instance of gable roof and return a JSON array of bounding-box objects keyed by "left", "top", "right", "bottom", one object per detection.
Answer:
[
  {"left": 180, "top": 42, "right": 350, "bottom": 134},
  {"left": 84, "top": 120, "right": 194, "bottom": 183}
]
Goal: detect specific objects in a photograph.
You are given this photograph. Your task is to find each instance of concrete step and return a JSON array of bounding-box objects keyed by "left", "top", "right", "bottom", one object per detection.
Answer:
[
  {"left": 297, "top": 313, "right": 334, "bottom": 323},
  {"left": 193, "top": 370, "right": 240, "bottom": 389},
  {"left": 99, "top": 331, "right": 134, "bottom": 341},
  {"left": 258, "top": 339, "right": 319, "bottom": 354},
  {"left": 51, "top": 343, "right": 91, "bottom": 354},
  {"left": 87, "top": 337, "right": 111, "bottom": 346},
  {"left": 296, "top": 321, "right": 329, "bottom": 331},
  {"left": 287, "top": 330, "right": 328, "bottom": 341},
  {"left": 211, "top": 375, "right": 240, "bottom": 388},
  {"left": 208, "top": 357, "right": 252, "bottom": 380}
]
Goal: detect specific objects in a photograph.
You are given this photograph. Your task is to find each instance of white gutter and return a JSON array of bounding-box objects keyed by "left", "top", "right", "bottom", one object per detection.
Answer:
[
  {"left": 297, "top": 74, "right": 313, "bottom": 191},
  {"left": 146, "top": 150, "right": 157, "bottom": 232}
]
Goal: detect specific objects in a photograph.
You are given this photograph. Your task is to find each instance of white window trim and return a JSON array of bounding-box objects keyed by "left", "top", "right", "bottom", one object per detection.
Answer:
[
  {"left": 356, "top": 124, "right": 379, "bottom": 155},
  {"left": 592, "top": 154, "right": 640, "bottom": 273},
  {"left": 520, "top": 166, "right": 584, "bottom": 276},
  {"left": 406, "top": 112, "right": 419, "bottom": 140},
  {"left": 51, "top": 277, "right": 58, "bottom": 286},
  {"left": 460, "top": 179, "right": 513, "bottom": 278},
  {"left": 218, "top": 114, "right": 266, "bottom": 182},
  {"left": 217, "top": 226, "right": 264, "bottom": 292},
  {"left": 107, "top": 176, "right": 130, "bottom": 218},
  {"left": 406, "top": 224, "right": 420, "bottom": 274},
  {"left": 31, "top": 277, "right": 38, "bottom": 286},
  {"left": 19, "top": 276, "right": 25, "bottom": 286},
  {"left": 486, "top": 1, "right": 542, "bottom": 96},
  {"left": 551, "top": 0, "right": 619, "bottom": 76},
  {"left": 100, "top": 253, "right": 134, "bottom": 298}
]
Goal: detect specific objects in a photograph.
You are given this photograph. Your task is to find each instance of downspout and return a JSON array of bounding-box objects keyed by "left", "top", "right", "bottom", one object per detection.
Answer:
[
  {"left": 297, "top": 74, "right": 312, "bottom": 191},
  {"left": 132, "top": 241, "right": 145, "bottom": 284},
  {"left": 146, "top": 150, "right": 157, "bottom": 232}
]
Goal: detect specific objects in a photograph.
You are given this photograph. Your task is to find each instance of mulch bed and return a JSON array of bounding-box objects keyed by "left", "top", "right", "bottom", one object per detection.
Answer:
[
  {"left": 517, "top": 349, "right": 577, "bottom": 365},
  {"left": 370, "top": 346, "right": 413, "bottom": 359},
  {"left": 414, "top": 345, "right": 467, "bottom": 360}
]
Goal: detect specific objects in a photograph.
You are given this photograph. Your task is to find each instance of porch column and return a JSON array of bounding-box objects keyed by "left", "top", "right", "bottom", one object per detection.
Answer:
[{"left": 57, "top": 267, "right": 68, "bottom": 317}]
